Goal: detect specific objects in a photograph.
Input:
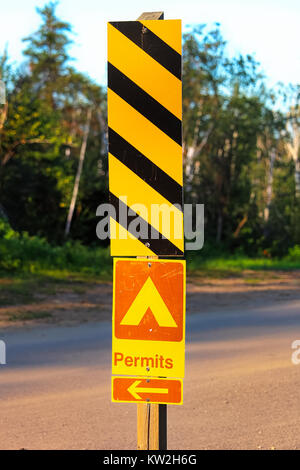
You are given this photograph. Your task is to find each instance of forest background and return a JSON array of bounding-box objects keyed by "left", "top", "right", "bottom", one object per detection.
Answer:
[{"left": 1, "top": 2, "right": 300, "bottom": 282}]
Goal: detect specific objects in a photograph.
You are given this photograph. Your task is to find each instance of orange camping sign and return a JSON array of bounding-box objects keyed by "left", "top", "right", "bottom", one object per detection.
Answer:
[
  {"left": 112, "top": 258, "right": 186, "bottom": 378},
  {"left": 112, "top": 376, "right": 183, "bottom": 405}
]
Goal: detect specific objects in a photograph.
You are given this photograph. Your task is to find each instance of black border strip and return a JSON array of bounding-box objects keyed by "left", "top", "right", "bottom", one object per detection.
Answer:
[
  {"left": 109, "top": 192, "right": 184, "bottom": 256},
  {"left": 109, "top": 21, "right": 181, "bottom": 80},
  {"left": 108, "top": 63, "right": 182, "bottom": 146},
  {"left": 108, "top": 128, "right": 183, "bottom": 208}
]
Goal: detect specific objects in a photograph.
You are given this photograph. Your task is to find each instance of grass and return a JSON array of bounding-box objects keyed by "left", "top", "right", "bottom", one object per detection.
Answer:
[
  {"left": 1, "top": 254, "right": 299, "bottom": 309},
  {"left": 8, "top": 310, "right": 52, "bottom": 322},
  {"left": 0, "top": 271, "right": 110, "bottom": 308},
  {"left": 0, "top": 277, "right": 38, "bottom": 306},
  {"left": 1, "top": 219, "right": 300, "bottom": 279},
  {"left": 187, "top": 255, "right": 300, "bottom": 276},
  {"left": 0, "top": 253, "right": 299, "bottom": 324},
  {"left": 0, "top": 218, "right": 113, "bottom": 280},
  {"left": 244, "top": 278, "right": 264, "bottom": 284},
  {"left": 1, "top": 217, "right": 300, "bottom": 308}
]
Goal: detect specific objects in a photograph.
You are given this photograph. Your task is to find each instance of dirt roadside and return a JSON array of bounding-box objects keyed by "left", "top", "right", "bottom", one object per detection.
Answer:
[{"left": 0, "top": 270, "right": 300, "bottom": 330}]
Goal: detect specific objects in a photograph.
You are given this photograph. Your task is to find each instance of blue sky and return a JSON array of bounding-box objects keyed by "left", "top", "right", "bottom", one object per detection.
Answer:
[{"left": 1, "top": 0, "right": 299, "bottom": 88}]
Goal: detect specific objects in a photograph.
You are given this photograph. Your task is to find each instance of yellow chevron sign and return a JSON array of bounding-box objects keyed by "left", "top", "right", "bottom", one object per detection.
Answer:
[{"left": 107, "top": 20, "right": 183, "bottom": 257}]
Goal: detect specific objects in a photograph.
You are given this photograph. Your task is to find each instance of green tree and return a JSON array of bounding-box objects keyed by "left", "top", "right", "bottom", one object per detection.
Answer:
[
  {"left": 182, "top": 24, "right": 289, "bottom": 253},
  {"left": 23, "top": 1, "right": 73, "bottom": 108},
  {"left": 0, "top": 2, "right": 106, "bottom": 242}
]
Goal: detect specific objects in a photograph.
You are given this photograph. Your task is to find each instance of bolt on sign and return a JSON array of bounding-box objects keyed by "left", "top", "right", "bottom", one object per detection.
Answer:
[
  {"left": 112, "top": 377, "right": 183, "bottom": 405},
  {"left": 112, "top": 258, "right": 186, "bottom": 378},
  {"left": 107, "top": 19, "right": 183, "bottom": 257}
]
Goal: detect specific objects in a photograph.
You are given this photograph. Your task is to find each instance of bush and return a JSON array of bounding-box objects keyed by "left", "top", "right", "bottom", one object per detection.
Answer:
[
  {"left": 286, "top": 245, "right": 300, "bottom": 262},
  {"left": 0, "top": 218, "right": 111, "bottom": 275}
]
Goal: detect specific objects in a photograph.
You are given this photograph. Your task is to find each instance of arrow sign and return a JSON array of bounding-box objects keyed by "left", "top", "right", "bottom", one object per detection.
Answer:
[
  {"left": 112, "top": 376, "right": 183, "bottom": 405},
  {"left": 120, "top": 277, "right": 177, "bottom": 327},
  {"left": 128, "top": 380, "right": 169, "bottom": 400}
]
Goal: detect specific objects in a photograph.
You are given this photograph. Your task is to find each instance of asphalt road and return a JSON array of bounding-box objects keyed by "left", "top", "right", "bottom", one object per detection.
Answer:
[{"left": 0, "top": 299, "right": 300, "bottom": 450}]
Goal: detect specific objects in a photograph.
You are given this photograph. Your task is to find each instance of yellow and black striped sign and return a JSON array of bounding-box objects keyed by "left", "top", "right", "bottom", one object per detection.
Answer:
[{"left": 107, "top": 20, "right": 183, "bottom": 257}]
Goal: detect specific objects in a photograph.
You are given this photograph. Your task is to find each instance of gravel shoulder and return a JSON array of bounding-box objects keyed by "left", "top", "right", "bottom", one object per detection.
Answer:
[{"left": 0, "top": 270, "right": 300, "bottom": 330}]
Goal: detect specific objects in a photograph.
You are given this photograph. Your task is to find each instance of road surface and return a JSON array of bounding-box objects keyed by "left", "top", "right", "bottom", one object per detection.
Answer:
[{"left": 0, "top": 298, "right": 300, "bottom": 450}]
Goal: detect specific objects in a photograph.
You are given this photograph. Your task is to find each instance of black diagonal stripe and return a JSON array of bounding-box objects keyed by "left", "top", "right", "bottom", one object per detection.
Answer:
[
  {"left": 109, "top": 128, "right": 183, "bottom": 208},
  {"left": 109, "top": 192, "right": 184, "bottom": 256},
  {"left": 108, "top": 64, "right": 182, "bottom": 146},
  {"left": 109, "top": 21, "right": 181, "bottom": 80}
]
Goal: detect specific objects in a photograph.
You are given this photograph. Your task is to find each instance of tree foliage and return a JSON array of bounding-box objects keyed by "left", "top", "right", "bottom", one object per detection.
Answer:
[
  {"left": 0, "top": 5, "right": 299, "bottom": 256},
  {"left": 0, "top": 2, "right": 107, "bottom": 244}
]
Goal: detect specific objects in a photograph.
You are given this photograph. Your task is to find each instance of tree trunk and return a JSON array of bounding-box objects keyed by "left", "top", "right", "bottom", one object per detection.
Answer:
[
  {"left": 295, "top": 159, "right": 300, "bottom": 195},
  {"left": 264, "top": 148, "right": 276, "bottom": 223},
  {"left": 233, "top": 214, "right": 248, "bottom": 239},
  {"left": 65, "top": 108, "right": 92, "bottom": 237},
  {"left": 286, "top": 109, "right": 300, "bottom": 197},
  {"left": 97, "top": 107, "right": 108, "bottom": 155},
  {"left": 216, "top": 209, "right": 223, "bottom": 243}
]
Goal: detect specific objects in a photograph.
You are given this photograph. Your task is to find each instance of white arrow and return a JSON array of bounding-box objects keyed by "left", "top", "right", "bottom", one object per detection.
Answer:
[{"left": 128, "top": 380, "right": 169, "bottom": 400}]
